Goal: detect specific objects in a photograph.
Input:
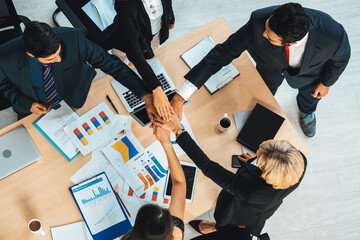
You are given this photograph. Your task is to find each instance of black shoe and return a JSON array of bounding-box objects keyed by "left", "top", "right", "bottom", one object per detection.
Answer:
[
  {"left": 299, "top": 112, "right": 316, "bottom": 137},
  {"left": 188, "top": 220, "right": 204, "bottom": 234}
]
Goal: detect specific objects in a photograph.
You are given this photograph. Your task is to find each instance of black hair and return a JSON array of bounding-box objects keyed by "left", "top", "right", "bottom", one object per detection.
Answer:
[
  {"left": 23, "top": 21, "right": 60, "bottom": 58},
  {"left": 268, "top": 2, "right": 309, "bottom": 45},
  {"left": 132, "top": 204, "right": 174, "bottom": 240}
]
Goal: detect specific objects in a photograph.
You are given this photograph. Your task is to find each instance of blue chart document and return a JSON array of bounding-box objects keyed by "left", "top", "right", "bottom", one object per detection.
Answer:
[{"left": 69, "top": 172, "right": 132, "bottom": 240}]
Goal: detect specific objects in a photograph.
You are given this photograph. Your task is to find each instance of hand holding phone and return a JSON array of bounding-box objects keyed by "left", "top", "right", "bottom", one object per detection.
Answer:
[{"left": 231, "top": 155, "right": 242, "bottom": 168}]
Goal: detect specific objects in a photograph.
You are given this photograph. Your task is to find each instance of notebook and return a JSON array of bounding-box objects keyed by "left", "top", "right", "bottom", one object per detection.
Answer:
[
  {"left": 180, "top": 36, "right": 239, "bottom": 94},
  {"left": 0, "top": 126, "right": 41, "bottom": 180},
  {"left": 236, "top": 104, "right": 285, "bottom": 152}
]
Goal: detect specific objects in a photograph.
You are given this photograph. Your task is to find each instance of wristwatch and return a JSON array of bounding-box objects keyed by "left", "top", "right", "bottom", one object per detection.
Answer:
[{"left": 175, "top": 128, "right": 185, "bottom": 138}]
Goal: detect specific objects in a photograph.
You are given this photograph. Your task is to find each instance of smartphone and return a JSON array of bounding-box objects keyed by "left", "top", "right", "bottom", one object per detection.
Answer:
[{"left": 231, "top": 155, "right": 242, "bottom": 168}]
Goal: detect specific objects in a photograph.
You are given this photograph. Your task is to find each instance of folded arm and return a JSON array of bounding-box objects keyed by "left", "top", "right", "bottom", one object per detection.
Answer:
[{"left": 0, "top": 68, "right": 33, "bottom": 113}]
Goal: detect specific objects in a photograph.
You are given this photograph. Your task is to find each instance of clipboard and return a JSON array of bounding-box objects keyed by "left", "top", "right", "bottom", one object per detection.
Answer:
[
  {"left": 69, "top": 172, "right": 132, "bottom": 240},
  {"left": 33, "top": 101, "right": 79, "bottom": 161}
]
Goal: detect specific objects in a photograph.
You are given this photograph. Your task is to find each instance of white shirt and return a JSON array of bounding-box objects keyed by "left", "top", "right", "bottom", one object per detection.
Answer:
[
  {"left": 287, "top": 32, "right": 309, "bottom": 68},
  {"left": 141, "top": 0, "right": 163, "bottom": 35},
  {"left": 177, "top": 32, "right": 310, "bottom": 101}
]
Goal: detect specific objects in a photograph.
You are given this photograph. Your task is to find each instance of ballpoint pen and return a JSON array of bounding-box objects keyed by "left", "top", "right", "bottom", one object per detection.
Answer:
[{"left": 106, "top": 95, "right": 119, "bottom": 114}]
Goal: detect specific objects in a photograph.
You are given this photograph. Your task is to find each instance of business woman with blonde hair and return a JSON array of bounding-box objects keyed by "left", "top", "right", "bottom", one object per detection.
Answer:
[{"left": 154, "top": 113, "right": 307, "bottom": 237}]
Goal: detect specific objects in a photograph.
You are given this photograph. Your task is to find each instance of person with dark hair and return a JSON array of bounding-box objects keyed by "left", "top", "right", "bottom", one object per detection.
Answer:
[
  {"left": 0, "top": 21, "right": 158, "bottom": 120},
  {"left": 170, "top": 2, "right": 351, "bottom": 137},
  {"left": 154, "top": 113, "right": 307, "bottom": 237},
  {"left": 121, "top": 125, "right": 186, "bottom": 240},
  {"left": 111, "top": 0, "right": 175, "bottom": 121}
]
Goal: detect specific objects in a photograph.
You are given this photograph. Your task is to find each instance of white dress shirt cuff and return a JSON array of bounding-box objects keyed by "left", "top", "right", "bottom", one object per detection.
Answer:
[{"left": 177, "top": 80, "right": 197, "bottom": 100}]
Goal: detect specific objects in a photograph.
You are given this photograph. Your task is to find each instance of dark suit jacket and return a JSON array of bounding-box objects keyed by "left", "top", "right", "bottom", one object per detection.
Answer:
[
  {"left": 176, "top": 132, "right": 307, "bottom": 236},
  {"left": 112, "top": 0, "right": 175, "bottom": 92},
  {"left": 185, "top": 6, "right": 350, "bottom": 89},
  {"left": 0, "top": 27, "right": 148, "bottom": 114}
]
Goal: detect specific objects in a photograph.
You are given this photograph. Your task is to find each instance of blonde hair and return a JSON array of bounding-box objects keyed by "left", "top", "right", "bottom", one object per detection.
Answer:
[{"left": 256, "top": 139, "right": 304, "bottom": 189}]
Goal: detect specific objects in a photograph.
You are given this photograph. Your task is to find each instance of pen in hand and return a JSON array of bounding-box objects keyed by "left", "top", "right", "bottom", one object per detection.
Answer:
[{"left": 106, "top": 95, "right": 119, "bottom": 114}]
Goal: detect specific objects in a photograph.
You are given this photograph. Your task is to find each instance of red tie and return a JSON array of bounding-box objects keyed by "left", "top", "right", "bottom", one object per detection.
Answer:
[{"left": 284, "top": 44, "right": 290, "bottom": 65}]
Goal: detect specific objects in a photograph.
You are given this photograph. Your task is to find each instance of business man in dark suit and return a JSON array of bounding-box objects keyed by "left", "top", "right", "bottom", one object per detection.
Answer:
[
  {"left": 171, "top": 3, "right": 351, "bottom": 137},
  {"left": 0, "top": 21, "right": 157, "bottom": 120}
]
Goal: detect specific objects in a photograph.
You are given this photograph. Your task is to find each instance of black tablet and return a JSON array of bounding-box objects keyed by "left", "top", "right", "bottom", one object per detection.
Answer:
[
  {"left": 236, "top": 103, "right": 285, "bottom": 151},
  {"left": 163, "top": 161, "right": 198, "bottom": 203}
]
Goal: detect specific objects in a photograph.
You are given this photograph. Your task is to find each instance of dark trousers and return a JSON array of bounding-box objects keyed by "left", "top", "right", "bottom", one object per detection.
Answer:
[
  {"left": 257, "top": 68, "right": 321, "bottom": 114},
  {"left": 191, "top": 226, "right": 252, "bottom": 240}
]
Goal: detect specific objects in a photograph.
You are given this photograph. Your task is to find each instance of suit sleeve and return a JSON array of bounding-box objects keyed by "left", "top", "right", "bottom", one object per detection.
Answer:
[
  {"left": 76, "top": 29, "right": 148, "bottom": 97},
  {"left": 184, "top": 13, "right": 256, "bottom": 88},
  {"left": 0, "top": 67, "right": 33, "bottom": 113},
  {"left": 168, "top": 0, "right": 175, "bottom": 25},
  {"left": 176, "top": 132, "right": 249, "bottom": 200},
  {"left": 321, "top": 25, "right": 351, "bottom": 86},
  {"left": 113, "top": 3, "right": 160, "bottom": 92}
]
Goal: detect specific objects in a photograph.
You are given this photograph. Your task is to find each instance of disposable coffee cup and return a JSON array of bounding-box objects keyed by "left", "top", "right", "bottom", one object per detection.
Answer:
[
  {"left": 28, "top": 219, "right": 45, "bottom": 236},
  {"left": 218, "top": 113, "right": 232, "bottom": 132}
]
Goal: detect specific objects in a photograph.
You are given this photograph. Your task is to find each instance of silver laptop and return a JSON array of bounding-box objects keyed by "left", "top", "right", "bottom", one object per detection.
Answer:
[
  {"left": 111, "top": 58, "right": 189, "bottom": 126},
  {"left": 0, "top": 126, "right": 41, "bottom": 180}
]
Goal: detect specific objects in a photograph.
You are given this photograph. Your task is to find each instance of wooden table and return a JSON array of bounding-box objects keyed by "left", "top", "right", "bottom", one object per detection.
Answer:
[{"left": 0, "top": 18, "right": 307, "bottom": 239}]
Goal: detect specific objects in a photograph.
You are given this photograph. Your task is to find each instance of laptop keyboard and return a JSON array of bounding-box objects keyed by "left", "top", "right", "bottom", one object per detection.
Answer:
[{"left": 122, "top": 73, "right": 171, "bottom": 109}]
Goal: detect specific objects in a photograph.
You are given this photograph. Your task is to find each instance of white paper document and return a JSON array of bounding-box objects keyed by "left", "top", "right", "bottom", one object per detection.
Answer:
[
  {"left": 181, "top": 36, "right": 239, "bottom": 94},
  {"left": 103, "top": 141, "right": 169, "bottom": 197},
  {"left": 64, "top": 102, "right": 128, "bottom": 156},
  {"left": 82, "top": 0, "right": 116, "bottom": 31},
  {"left": 71, "top": 174, "right": 126, "bottom": 235},
  {"left": 51, "top": 221, "right": 93, "bottom": 240},
  {"left": 70, "top": 149, "right": 123, "bottom": 188},
  {"left": 33, "top": 101, "right": 79, "bottom": 161}
]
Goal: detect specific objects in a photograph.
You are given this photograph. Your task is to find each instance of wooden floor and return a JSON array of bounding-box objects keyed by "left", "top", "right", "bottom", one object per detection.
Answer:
[{"left": 2, "top": 0, "right": 360, "bottom": 239}]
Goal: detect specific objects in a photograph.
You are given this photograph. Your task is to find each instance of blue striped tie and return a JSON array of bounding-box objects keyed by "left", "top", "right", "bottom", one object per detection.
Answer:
[{"left": 43, "top": 64, "right": 61, "bottom": 109}]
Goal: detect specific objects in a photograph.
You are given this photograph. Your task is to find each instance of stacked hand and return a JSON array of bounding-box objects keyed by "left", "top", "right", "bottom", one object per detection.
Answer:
[
  {"left": 153, "top": 112, "right": 183, "bottom": 133},
  {"left": 143, "top": 90, "right": 185, "bottom": 124},
  {"left": 152, "top": 86, "right": 174, "bottom": 122},
  {"left": 153, "top": 124, "right": 171, "bottom": 144}
]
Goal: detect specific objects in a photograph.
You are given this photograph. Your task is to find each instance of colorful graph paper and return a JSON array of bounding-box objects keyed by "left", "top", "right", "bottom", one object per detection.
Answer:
[
  {"left": 91, "top": 117, "right": 102, "bottom": 130},
  {"left": 74, "top": 128, "right": 88, "bottom": 146},
  {"left": 110, "top": 136, "right": 138, "bottom": 163},
  {"left": 99, "top": 111, "right": 110, "bottom": 125},
  {"left": 82, "top": 122, "right": 93, "bottom": 135},
  {"left": 151, "top": 187, "right": 159, "bottom": 201}
]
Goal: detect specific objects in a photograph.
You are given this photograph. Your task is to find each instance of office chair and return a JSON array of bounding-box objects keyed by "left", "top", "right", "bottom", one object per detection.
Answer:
[
  {"left": 53, "top": 0, "right": 115, "bottom": 50},
  {"left": 0, "top": 0, "right": 30, "bottom": 110}
]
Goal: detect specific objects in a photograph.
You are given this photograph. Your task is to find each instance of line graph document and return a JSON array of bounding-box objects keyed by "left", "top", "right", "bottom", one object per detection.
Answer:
[{"left": 71, "top": 174, "right": 126, "bottom": 235}]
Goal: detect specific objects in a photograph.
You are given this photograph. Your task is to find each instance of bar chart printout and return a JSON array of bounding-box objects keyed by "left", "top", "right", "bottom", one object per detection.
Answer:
[
  {"left": 103, "top": 140, "right": 169, "bottom": 197},
  {"left": 71, "top": 174, "right": 126, "bottom": 235}
]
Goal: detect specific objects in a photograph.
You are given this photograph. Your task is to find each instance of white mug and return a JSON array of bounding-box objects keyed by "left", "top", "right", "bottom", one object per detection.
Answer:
[
  {"left": 218, "top": 113, "right": 232, "bottom": 132},
  {"left": 28, "top": 219, "right": 45, "bottom": 236}
]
